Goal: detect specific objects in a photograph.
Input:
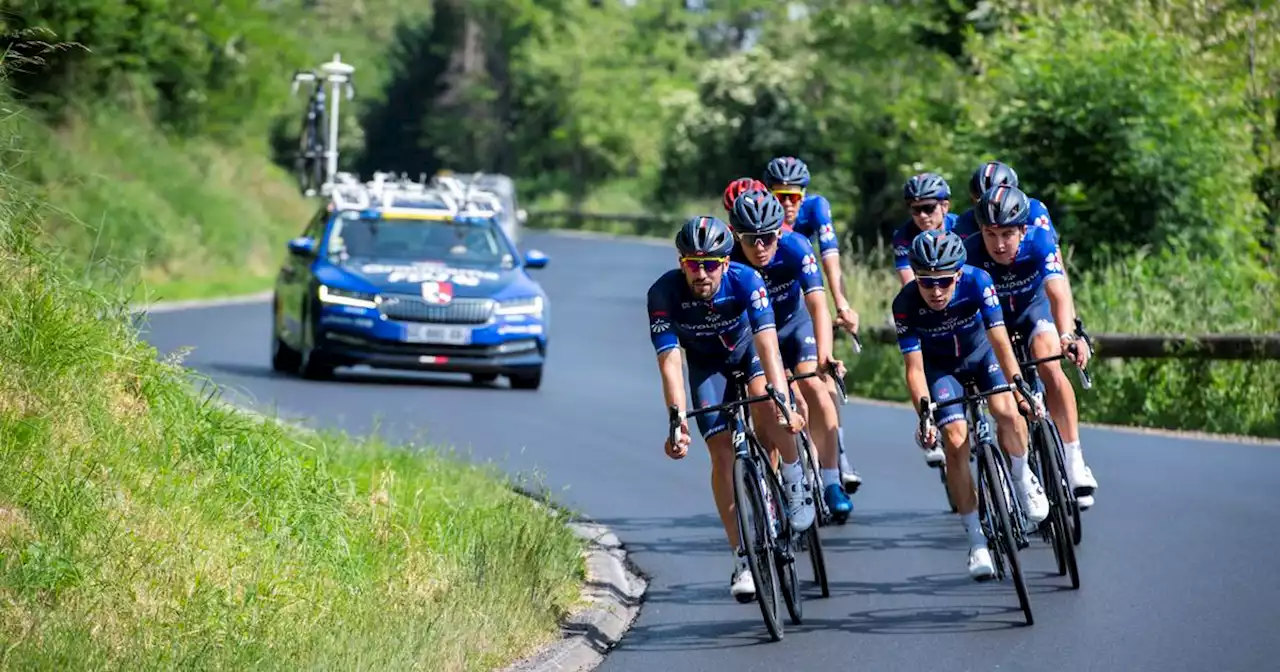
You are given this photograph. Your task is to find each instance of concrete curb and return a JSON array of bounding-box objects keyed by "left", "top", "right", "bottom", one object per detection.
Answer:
[
  {"left": 208, "top": 399, "right": 647, "bottom": 672},
  {"left": 131, "top": 290, "right": 274, "bottom": 315}
]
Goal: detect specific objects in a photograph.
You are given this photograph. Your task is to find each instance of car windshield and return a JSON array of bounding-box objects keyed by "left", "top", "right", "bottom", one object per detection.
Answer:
[{"left": 326, "top": 213, "right": 513, "bottom": 266}]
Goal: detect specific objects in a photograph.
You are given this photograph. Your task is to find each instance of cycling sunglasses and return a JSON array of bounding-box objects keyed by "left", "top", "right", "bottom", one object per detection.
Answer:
[
  {"left": 917, "top": 272, "right": 959, "bottom": 289},
  {"left": 770, "top": 187, "right": 805, "bottom": 205},
  {"left": 680, "top": 256, "right": 729, "bottom": 273},
  {"left": 738, "top": 230, "right": 780, "bottom": 247},
  {"left": 910, "top": 202, "right": 939, "bottom": 216}
]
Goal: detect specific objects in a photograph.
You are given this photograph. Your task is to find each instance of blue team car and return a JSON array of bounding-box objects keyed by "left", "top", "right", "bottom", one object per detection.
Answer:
[{"left": 270, "top": 173, "right": 550, "bottom": 390}]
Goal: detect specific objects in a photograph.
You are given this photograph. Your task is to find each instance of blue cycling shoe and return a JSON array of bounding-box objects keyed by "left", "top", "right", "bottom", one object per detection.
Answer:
[{"left": 824, "top": 483, "right": 852, "bottom": 524}]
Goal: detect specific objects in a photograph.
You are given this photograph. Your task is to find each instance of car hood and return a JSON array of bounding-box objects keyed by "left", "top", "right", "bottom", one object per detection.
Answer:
[{"left": 314, "top": 257, "right": 540, "bottom": 300}]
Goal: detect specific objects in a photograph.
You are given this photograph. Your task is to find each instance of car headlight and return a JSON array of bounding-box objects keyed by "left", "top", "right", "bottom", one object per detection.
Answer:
[
  {"left": 496, "top": 295, "right": 544, "bottom": 317},
  {"left": 318, "top": 285, "right": 378, "bottom": 309}
]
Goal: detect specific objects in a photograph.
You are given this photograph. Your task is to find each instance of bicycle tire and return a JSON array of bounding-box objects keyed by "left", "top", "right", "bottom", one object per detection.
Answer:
[
  {"left": 1040, "top": 422, "right": 1080, "bottom": 588},
  {"left": 733, "top": 452, "right": 783, "bottom": 641},
  {"left": 762, "top": 457, "right": 803, "bottom": 625},
  {"left": 795, "top": 433, "right": 829, "bottom": 597},
  {"left": 978, "top": 439, "right": 1034, "bottom": 626}
]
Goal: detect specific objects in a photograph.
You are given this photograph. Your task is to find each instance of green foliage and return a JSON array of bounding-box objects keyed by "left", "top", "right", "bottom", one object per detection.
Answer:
[{"left": 961, "top": 5, "right": 1263, "bottom": 261}]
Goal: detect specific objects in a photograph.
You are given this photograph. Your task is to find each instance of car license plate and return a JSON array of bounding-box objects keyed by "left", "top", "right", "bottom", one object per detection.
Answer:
[{"left": 404, "top": 324, "right": 472, "bottom": 345}]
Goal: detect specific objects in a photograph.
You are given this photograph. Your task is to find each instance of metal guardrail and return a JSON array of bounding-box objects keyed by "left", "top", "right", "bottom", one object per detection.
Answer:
[{"left": 525, "top": 209, "right": 1279, "bottom": 362}]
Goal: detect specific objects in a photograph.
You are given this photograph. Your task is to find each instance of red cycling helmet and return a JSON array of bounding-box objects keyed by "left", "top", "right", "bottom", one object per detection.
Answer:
[{"left": 722, "top": 177, "right": 768, "bottom": 213}]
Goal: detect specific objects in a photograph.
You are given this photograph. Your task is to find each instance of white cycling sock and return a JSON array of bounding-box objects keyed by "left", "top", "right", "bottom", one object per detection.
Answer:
[
  {"left": 961, "top": 511, "right": 985, "bottom": 548},
  {"left": 1011, "top": 454, "right": 1030, "bottom": 482},
  {"left": 1065, "top": 440, "right": 1082, "bottom": 459},
  {"left": 781, "top": 459, "right": 803, "bottom": 485},
  {"left": 821, "top": 468, "right": 840, "bottom": 488}
]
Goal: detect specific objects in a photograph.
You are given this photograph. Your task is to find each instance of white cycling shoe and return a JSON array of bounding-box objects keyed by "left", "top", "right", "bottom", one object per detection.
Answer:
[
  {"left": 785, "top": 480, "right": 816, "bottom": 532},
  {"left": 968, "top": 545, "right": 996, "bottom": 581},
  {"left": 923, "top": 445, "right": 945, "bottom": 468},
  {"left": 731, "top": 554, "right": 756, "bottom": 603},
  {"left": 1066, "top": 449, "right": 1098, "bottom": 497},
  {"left": 1015, "top": 473, "right": 1050, "bottom": 525}
]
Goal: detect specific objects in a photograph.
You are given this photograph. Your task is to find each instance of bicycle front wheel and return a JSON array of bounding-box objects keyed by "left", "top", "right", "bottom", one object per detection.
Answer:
[
  {"left": 733, "top": 455, "right": 783, "bottom": 641},
  {"left": 978, "top": 441, "right": 1034, "bottom": 626},
  {"left": 795, "top": 433, "right": 829, "bottom": 597},
  {"left": 1039, "top": 421, "right": 1080, "bottom": 588}
]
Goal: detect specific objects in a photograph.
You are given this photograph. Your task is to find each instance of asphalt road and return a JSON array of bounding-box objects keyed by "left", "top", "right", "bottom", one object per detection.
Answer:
[{"left": 139, "top": 230, "right": 1280, "bottom": 672}]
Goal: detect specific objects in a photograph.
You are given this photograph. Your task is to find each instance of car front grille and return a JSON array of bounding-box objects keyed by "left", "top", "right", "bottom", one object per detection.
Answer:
[{"left": 377, "top": 294, "right": 496, "bottom": 324}]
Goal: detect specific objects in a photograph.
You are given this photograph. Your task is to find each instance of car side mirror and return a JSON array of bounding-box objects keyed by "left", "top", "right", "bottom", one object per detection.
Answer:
[
  {"left": 288, "top": 236, "right": 317, "bottom": 257},
  {"left": 524, "top": 249, "right": 548, "bottom": 269}
]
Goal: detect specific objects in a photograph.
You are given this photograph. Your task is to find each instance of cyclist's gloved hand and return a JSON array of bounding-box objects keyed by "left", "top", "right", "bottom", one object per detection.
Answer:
[
  {"left": 835, "top": 305, "right": 860, "bottom": 334},
  {"left": 915, "top": 421, "right": 937, "bottom": 449},
  {"left": 1061, "top": 332, "right": 1091, "bottom": 370},
  {"left": 820, "top": 355, "right": 846, "bottom": 381},
  {"left": 665, "top": 419, "right": 690, "bottom": 459},
  {"left": 779, "top": 407, "right": 805, "bottom": 434}
]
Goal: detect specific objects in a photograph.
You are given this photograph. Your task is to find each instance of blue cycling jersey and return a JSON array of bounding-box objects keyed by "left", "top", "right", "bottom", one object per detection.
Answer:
[
  {"left": 963, "top": 224, "right": 1065, "bottom": 322},
  {"left": 788, "top": 194, "right": 840, "bottom": 257},
  {"left": 891, "top": 212, "right": 960, "bottom": 272},
  {"left": 892, "top": 265, "right": 1005, "bottom": 363},
  {"left": 730, "top": 231, "right": 825, "bottom": 325},
  {"left": 954, "top": 197, "right": 1059, "bottom": 244},
  {"left": 647, "top": 261, "right": 776, "bottom": 360}
]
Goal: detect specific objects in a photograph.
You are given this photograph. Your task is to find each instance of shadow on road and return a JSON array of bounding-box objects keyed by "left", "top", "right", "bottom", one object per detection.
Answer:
[
  {"left": 199, "top": 361, "right": 512, "bottom": 391},
  {"left": 616, "top": 603, "right": 1029, "bottom": 652}
]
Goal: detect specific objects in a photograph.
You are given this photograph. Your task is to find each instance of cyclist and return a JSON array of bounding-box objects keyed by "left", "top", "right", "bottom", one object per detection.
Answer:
[
  {"left": 964, "top": 185, "right": 1098, "bottom": 508},
  {"left": 892, "top": 172, "right": 960, "bottom": 286},
  {"left": 648, "top": 215, "right": 814, "bottom": 603},
  {"left": 953, "top": 160, "right": 1059, "bottom": 244},
  {"left": 728, "top": 189, "right": 853, "bottom": 522},
  {"left": 893, "top": 228, "right": 1050, "bottom": 580},
  {"left": 722, "top": 177, "right": 768, "bottom": 218},
  {"left": 762, "top": 155, "right": 863, "bottom": 494}
]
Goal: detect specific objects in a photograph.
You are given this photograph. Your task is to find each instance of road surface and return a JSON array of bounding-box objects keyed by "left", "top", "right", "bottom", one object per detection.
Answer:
[{"left": 139, "top": 230, "right": 1280, "bottom": 672}]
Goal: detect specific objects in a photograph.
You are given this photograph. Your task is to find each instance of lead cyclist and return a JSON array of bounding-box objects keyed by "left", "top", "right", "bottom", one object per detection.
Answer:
[{"left": 763, "top": 156, "right": 862, "bottom": 495}]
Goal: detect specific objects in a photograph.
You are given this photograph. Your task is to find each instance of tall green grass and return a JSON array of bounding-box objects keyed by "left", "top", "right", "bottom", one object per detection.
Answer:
[
  {"left": 834, "top": 239, "right": 1280, "bottom": 439},
  {"left": 2, "top": 101, "right": 313, "bottom": 302},
  {"left": 0, "top": 134, "right": 583, "bottom": 670}
]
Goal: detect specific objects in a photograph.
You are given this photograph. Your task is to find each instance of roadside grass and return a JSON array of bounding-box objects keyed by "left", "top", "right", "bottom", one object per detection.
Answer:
[
  {"left": 2, "top": 102, "right": 312, "bottom": 304},
  {"left": 0, "top": 163, "right": 584, "bottom": 669}
]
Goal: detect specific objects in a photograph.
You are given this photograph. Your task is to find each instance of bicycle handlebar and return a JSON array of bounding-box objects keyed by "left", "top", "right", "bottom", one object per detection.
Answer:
[
  {"left": 667, "top": 382, "right": 793, "bottom": 447},
  {"left": 788, "top": 361, "right": 848, "bottom": 405}
]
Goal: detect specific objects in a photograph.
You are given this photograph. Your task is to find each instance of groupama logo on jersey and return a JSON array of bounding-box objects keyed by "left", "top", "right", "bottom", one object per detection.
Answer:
[
  {"left": 1045, "top": 251, "right": 1064, "bottom": 274},
  {"left": 982, "top": 284, "right": 1000, "bottom": 308},
  {"left": 1034, "top": 214, "right": 1050, "bottom": 230},
  {"left": 750, "top": 287, "right": 769, "bottom": 311},
  {"left": 819, "top": 224, "right": 836, "bottom": 243},
  {"left": 801, "top": 253, "right": 818, "bottom": 275}
]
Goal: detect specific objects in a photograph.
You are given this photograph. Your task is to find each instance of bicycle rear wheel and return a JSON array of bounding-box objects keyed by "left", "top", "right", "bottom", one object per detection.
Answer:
[
  {"left": 978, "top": 441, "right": 1034, "bottom": 626},
  {"left": 733, "top": 454, "right": 782, "bottom": 641}
]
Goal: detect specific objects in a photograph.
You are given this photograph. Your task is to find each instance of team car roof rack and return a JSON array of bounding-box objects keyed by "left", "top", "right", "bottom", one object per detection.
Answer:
[{"left": 324, "top": 168, "right": 507, "bottom": 221}]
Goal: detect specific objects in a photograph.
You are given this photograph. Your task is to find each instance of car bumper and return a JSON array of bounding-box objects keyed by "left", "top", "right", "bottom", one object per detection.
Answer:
[{"left": 315, "top": 305, "right": 546, "bottom": 375}]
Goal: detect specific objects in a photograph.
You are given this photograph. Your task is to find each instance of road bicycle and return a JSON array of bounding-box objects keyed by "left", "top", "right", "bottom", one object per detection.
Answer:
[
  {"left": 917, "top": 374, "right": 1039, "bottom": 626},
  {"left": 667, "top": 375, "right": 804, "bottom": 641},
  {"left": 290, "top": 69, "right": 355, "bottom": 197}
]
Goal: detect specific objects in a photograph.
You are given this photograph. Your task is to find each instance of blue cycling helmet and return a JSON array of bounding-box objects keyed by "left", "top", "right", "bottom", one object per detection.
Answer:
[
  {"left": 969, "top": 161, "right": 1019, "bottom": 200},
  {"left": 675, "top": 215, "right": 734, "bottom": 257},
  {"left": 729, "top": 190, "right": 785, "bottom": 234},
  {"left": 975, "top": 184, "right": 1031, "bottom": 228},
  {"left": 908, "top": 229, "right": 967, "bottom": 273},
  {"left": 903, "top": 172, "right": 951, "bottom": 202},
  {"left": 764, "top": 156, "right": 811, "bottom": 189}
]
